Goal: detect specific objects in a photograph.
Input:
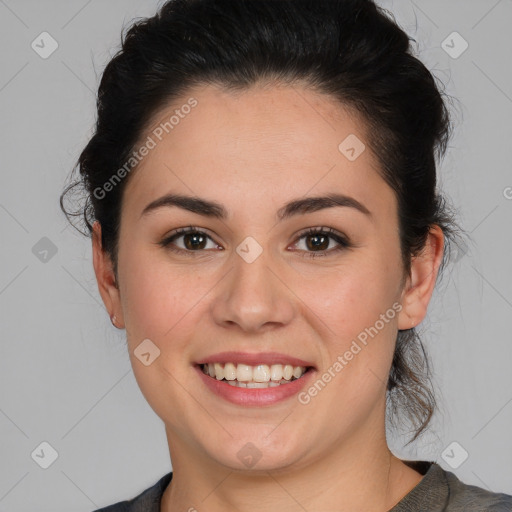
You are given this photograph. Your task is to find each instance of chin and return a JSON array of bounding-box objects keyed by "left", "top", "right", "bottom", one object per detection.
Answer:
[{"left": 201, "top": 433, "right": 309, "bottom": 474}]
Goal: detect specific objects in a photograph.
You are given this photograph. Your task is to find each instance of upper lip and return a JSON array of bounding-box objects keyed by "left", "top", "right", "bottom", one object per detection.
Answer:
[{"left": 196, "top": 351, "right": 315, "bottom": 369}]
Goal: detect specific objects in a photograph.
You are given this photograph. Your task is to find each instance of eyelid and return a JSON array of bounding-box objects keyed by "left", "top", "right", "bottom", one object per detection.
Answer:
[
  {"left": 293, "top": 226, "right": 347, "bottom": 241},
  {"left": 162, "top": 225, "right": 217, "bottom": 241}
]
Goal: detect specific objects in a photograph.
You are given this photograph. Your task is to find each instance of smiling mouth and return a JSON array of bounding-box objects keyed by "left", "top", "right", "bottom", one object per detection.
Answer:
[{"left": 199, "top": 362, "right": 313, "bottom": 388}]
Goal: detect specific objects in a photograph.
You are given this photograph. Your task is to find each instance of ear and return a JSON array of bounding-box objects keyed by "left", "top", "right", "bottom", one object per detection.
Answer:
[
  {"left": 92, "top": 220, "right": 124, "bottom": 328},
  {"left": 397, "top": 225, "right": 444, "bottom": 330}
]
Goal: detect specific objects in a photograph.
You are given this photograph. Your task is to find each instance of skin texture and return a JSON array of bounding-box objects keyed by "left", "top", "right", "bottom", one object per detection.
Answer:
[{"left": 92, "top": 82, "right": 444, "bottom": 511}]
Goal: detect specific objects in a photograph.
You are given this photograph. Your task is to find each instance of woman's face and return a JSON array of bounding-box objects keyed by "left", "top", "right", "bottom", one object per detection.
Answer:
[{"left": 96, "top": 83, "right": 424, "bottom": 472}]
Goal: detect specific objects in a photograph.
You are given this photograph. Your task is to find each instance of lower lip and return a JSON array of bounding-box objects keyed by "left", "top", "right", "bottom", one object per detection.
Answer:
[{"left": 194, "top": 365, "right": 316, "bottom": 406}]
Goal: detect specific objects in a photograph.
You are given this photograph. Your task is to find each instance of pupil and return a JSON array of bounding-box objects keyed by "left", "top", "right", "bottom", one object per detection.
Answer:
[
  {"left": 307, "top": 234, "right": 328, "bottom": 251},
  {"left": 185, "top": 233, "right": 206, "bottom": 250}
]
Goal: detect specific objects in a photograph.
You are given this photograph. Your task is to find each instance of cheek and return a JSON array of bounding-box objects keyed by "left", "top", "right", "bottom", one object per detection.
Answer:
[
  {"left": 118, "top": 251, "right": 207, "bottom": 427},
  {"left": 296, "top": 257, "right": 401, "bottom": 404},
  {"left": 118, "top": 246, "right": 208, "bottom": 347},
  {"left": 299, "top": 269, "right": 399, "bottom": 420},
  {"left": 303, "top": 264, "right": 399, "bottom": 341}
]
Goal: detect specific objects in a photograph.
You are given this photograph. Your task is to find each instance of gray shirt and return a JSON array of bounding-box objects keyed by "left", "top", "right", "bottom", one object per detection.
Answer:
[{"left": 92, "top": 460, "right": 512, "bottom": 511}]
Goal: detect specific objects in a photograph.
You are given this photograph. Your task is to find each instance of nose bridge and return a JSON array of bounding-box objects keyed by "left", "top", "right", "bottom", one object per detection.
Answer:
[{"left": 211, "top": 235, "right": 295, "bottom": 332}]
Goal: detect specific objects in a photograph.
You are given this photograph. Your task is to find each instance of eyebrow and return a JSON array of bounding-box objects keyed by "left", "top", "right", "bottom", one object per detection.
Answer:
[{"left": 140, "top": 192, "right": 372, "bottom": 221}]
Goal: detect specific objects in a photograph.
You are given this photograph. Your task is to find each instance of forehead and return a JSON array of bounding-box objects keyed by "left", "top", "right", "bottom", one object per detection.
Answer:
[
  {"left": 121, "top": 82, "right": 395, "bottom": 222},
  {"left": 141, "top": 82, "right": 371, "bottom": 164}
]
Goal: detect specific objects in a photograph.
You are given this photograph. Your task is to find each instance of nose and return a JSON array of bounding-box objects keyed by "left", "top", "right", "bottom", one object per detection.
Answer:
[{"left": 210, "top": 241, "right": 296, "bottom": 333}]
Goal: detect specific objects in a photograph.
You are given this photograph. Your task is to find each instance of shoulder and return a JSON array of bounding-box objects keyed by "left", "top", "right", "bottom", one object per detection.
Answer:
[
  {"left": 393, "top": 461, "right": 512, "bottom": 512},
  {"left": 442, "top": 467, "right": 512, "bottom": 511},
  {"left": 92, "top": 472, "right": 173, "bottom": 512}
]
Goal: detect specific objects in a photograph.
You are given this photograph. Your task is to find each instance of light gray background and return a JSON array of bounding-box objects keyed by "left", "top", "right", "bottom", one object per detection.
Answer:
[{"left": 1, "top": 0, "right": 511, "bottom": 510}]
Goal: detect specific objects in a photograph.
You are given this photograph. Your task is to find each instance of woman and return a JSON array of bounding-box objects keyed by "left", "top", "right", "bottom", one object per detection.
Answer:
[{"left": 60, "top": 0, "right": 512, "bottom": 510}]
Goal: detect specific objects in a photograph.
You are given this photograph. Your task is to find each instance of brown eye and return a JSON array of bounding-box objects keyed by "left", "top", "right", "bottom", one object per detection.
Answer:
[
  {"left": 304, "top": 233, "right": 330, "bottom": 251},
  {"left": 182, "top": 232, "right": 208, "bottom": 250},
  {"left": 159, "top": 227, "right": 220, "bottom": 255},
  {"left": 292, "top": 227, "right": 351, "bottom": 259}
]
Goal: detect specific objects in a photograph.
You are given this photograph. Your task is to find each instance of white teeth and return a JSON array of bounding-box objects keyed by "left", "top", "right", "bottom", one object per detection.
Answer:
[
  {"left": 216, "top": 378, "right": 297, "bottom": 388},
  {"left": 246, "top": 382, "right": 268, "bottom": 388},
  {"left": 236, "top": 364, "right": 252, "bottom": 382},
  {"left": 270, "top": 364, "right": 283, "bottom": 381},
  {"left": 214, "top": 363, "right": 224, "bottom": 380},
  {"left": 293, "top": 366, "right": 304, "bottom": 379},
  {"left": 253, "top": 364, "right": 271, "bottom": 382},
  {"left": 224, "top": 362, "right": 237, "bottom": 381},
  {"left": 201, "top": 362, "right": 308, "bottom": 386}
]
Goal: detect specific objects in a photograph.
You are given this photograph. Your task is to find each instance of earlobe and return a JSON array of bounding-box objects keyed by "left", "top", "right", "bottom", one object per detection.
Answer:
[
  {"left": 397, "top": 225, "right": 444, "bottom": 330},
  {"left": 92, "top": 221, "right": 124, "bottom": 328}
]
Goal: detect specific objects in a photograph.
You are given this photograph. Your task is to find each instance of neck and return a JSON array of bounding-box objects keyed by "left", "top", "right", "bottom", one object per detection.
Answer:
[{"left": 161, "top": 418, "right": 423, "bottom": 512}]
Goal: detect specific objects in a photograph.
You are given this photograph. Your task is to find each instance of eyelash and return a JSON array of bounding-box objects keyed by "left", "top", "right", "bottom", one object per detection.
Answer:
[{"left": 158, "top": 225, "right": 351, "bottom": 259}]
